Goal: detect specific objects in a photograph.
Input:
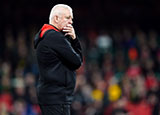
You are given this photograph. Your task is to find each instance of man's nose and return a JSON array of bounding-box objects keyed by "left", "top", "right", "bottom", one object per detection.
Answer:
[{"left": 69, "top": 19, "right": 73, "bottom": 24}]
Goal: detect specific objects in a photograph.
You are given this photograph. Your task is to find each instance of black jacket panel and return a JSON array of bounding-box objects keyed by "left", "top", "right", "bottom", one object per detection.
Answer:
[{"left": 34, "top": 24, "right": 83, "bottom": 105}]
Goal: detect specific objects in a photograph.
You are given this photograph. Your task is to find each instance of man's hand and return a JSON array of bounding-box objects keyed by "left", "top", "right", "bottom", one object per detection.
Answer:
[{"left": 62, "top": 24, "right": 76, "bottom": 39}]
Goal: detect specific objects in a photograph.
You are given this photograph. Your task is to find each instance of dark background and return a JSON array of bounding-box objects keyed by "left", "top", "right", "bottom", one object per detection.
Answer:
[{"left": 1, "top": 0, "right": 160, "bottom": 31}]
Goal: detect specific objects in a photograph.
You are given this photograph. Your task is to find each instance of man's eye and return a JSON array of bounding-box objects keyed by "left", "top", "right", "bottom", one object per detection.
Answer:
[{"left": 66, "top": 16, "right": 72, "bottom": 19}]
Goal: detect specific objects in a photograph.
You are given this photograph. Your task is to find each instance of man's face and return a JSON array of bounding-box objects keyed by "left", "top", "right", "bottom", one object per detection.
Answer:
[{"left": 57, "top": 9, "right": 73, "bottom": 31}]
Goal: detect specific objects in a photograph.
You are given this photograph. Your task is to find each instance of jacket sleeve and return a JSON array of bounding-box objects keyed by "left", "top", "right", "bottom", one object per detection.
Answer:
[{"left": 46, "top": 31, "right": 83, "bottom": 70}]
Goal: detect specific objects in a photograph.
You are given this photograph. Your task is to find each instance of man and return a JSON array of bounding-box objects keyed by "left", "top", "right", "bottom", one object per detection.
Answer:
[{"left": 34, "top": 4, "right": 83, "bottom": 115}]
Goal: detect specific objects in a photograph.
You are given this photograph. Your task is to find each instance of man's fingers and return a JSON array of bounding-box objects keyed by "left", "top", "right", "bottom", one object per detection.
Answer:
[
  {"left": 62, "top": 26, "right": 73, "bottom": 33},
  {"left": 63, "top": 25, "right": 76, "bottom": 39},
  {"left": 62, "top": 29, "right": 70, "bottom": 32},
  {"left": 65, "top": 33, "right": 70, "bottom": 36},
  {"left": 63, "top": 24, "right": 73, "bottom": 30},
  {"left": 66, "top": 24, "right": 72, "bottom": 28},
  {"left": 66, "top": 32, "right": 76, "bottom": 39},
  {"left": 63, "top": 26, "right": 72, "bottom": 30}
]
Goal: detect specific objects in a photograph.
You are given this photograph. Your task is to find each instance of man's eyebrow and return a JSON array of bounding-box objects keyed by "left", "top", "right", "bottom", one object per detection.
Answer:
[{"left": 66, "top": 15, "right": 73, "bottom": 19}]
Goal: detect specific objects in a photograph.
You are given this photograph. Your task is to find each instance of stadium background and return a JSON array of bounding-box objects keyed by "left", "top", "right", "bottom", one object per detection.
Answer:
[{"left": 0, "top": 0, "right": 160, "bottom": 114}]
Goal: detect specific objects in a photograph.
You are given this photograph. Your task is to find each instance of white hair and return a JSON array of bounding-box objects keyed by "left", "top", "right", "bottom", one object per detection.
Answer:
[{"left": 49, "top": 4, "right": 72, "bottom": 24}]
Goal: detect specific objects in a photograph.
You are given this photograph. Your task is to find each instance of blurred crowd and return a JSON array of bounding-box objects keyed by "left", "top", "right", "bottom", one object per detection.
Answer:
[
  {"left": 73, "top": 28, "right": 160, "bottom": 115},
  {"left": 0, "top": 26, "right": 40, "bottom": 115},
  {"left": 0, "top": 25, "right": 160, "bottom": 115}
]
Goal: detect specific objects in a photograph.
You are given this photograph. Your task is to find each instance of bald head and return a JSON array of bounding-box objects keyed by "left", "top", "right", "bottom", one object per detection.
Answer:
[{"left": 49, "top": 4, "right": 73, "bottom": 25}]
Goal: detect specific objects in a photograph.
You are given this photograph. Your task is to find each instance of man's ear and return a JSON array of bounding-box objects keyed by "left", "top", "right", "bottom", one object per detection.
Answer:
[{"left": 54, "top": 15, "right": 59, "bottom": 23}]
